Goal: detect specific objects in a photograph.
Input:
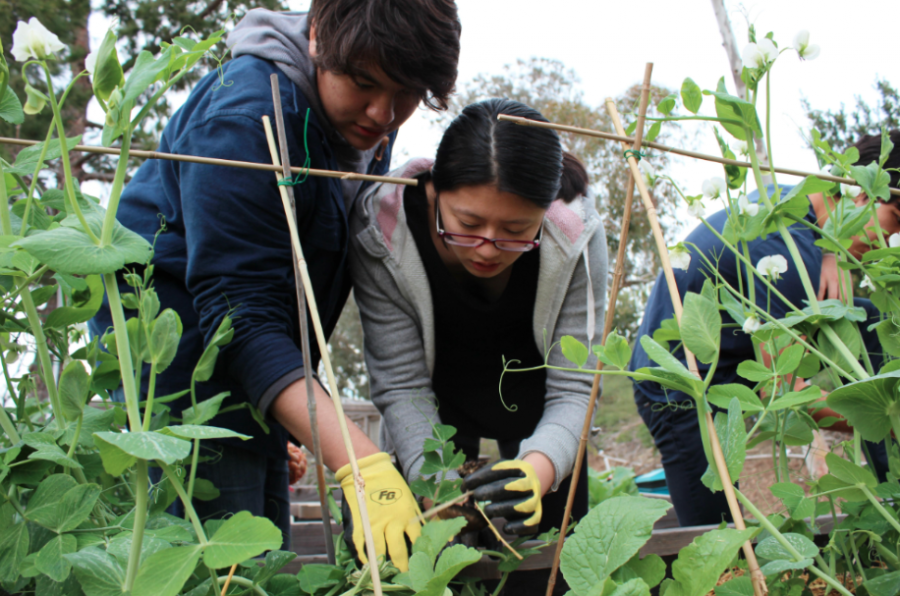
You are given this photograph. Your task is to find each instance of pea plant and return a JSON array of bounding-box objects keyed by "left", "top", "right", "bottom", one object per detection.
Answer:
[{"left": 538, "top": 26, "right": 900, "bottom": 596}]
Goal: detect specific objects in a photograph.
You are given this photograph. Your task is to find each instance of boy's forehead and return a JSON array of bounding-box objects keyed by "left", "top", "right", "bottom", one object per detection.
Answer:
[{"left": 345, "top": 60, "right": 420, "bottom": 93}]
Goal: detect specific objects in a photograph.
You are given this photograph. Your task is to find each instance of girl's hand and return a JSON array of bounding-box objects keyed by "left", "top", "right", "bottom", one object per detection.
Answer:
[{"left": 287, "top": 442, "right": 307, "bottom": 485}]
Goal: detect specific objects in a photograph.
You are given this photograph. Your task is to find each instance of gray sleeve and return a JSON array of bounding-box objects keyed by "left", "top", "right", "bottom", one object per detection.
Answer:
[
  {"left": 518, "top": 222, "right": 609, "bottom": 491},
  {"left": 349, "top": 238, "right": 440, "bottom": 482}
]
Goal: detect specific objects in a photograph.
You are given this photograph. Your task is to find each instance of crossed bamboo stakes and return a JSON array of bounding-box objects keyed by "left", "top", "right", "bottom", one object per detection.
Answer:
[{"left": 4, "top": 62, "right": 874, "bottom": 596}]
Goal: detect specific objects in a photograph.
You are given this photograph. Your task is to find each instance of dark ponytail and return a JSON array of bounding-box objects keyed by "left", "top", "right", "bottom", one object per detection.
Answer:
[
  {"left": 432, "top": 99, "right": 563, "bottom": 209},
  {"left": 558, "top": 152, "right": 589, "bottom": 203}
]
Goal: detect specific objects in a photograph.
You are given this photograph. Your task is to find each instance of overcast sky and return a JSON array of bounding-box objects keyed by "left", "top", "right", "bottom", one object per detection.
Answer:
[{"left": 287, "top": 0, "right": 897, "bottom": 220}]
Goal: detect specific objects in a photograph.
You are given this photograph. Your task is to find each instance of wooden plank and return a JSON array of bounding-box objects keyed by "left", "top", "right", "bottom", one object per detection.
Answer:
[{"left": 291, "top": 521, "right": 342, "bottom": 555}]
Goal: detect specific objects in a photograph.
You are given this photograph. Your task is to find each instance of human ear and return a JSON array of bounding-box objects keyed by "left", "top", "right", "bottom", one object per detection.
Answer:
[{"left": 308, "top": 22, "right": 318, "bottom": 58}]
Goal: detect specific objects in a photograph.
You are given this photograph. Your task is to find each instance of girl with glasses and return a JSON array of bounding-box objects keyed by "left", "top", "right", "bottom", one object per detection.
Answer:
[{"left": 348, "top": 99, "right": 608, "bottom": 584}]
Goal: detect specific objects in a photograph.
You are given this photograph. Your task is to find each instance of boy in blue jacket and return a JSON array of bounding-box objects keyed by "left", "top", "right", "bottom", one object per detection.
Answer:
[{"left": 90, "top": 1, "right": 460, "bottom": 571}]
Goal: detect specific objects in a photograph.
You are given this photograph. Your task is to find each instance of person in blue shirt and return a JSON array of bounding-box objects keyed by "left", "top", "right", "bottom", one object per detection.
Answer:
[
  {"left": 629, "top": 131, "right": 900, "bottom": 527},
  {"left": 89, "top": 1, "right": 461, "bottom": 571}
]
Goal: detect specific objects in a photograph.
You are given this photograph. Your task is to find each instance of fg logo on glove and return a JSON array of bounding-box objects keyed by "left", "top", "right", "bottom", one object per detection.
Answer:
[{"left": 370, "top": 488, "right": 402, "bottom": 505}]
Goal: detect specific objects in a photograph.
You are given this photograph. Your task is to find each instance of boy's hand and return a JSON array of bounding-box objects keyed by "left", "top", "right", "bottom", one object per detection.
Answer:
[
  {"left": 336, "top": 452, "right": 421, "bottom": 572},
  {"left": 463, "top": 459, "right": 543, "bottom": 535},
  {"left": 287, "top": 442, "right": 307, "bottom": 485}
]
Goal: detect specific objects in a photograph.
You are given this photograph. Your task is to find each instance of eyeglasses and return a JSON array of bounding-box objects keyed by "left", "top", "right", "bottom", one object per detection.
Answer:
[{"left": 435, "top": 196, "right": 543, "bottom": 252}]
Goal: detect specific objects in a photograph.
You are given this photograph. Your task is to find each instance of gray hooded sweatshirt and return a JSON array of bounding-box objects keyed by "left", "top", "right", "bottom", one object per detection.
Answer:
[
  {"left": 227, "top": 9, "right": 377, "bottom": 203},
  {"left": 349, "top": 159, "right": 609, "bottom": 491}
]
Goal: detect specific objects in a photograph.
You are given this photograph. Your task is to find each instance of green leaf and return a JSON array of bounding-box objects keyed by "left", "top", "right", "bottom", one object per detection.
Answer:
[
  {"left": 122, "top": 48, "right": 174, "bottom": 106},
  {"left": 560, "top": 496, "right": 671, "bottom": 593},
  {"left": 94, "top": 430, "right": 191, "bottom": 467},
  {"left": 680, "top": 78, "right": 702, "bottom": 114},
  {"left": 266, "top": 574, "right": 302, "bottom": 596},
  {"left": 773, "top": 344, "right": 804, "bottom": 376},
  {"left": 8, "top": 136, "right": 84, "bottom": 176},
  {"left": 644, "top": 122, "right": 661, "bottom": 143},
  {"left": 715, "top": 576, "right": 754, "bottom": 596},
  {"left": 35, "top": 533, "right": 76, "bottom": 582},
  {"left": 701, "top": 398, "right": 746, "bottom": 491},
  {"left": 59, "top": 360, "right": 91, "bottom": 420},
  {"left": 416, "top": 544, "right": 482, "bottom": 596},
  {"left": 864, "top": 570, "right": 900, "bottom": 596},
  {"left": 57, "top": 483, "right": 102, "bottom": 533},
  {"left": 91, "top": 29, "right": 125, "bottom": 104},
  {"left": 0, "top": 86, "right": 24, "bottom": 125},
  {"left": 876, "top": 319, "right": 900, "bottom": 358},
  {"left": 756, "top": 533, "right": 818, "bottom": 561},
  {"left": 203, "top": 511, "right": 283, "bottom": 569},
  {"left": 132, "top": 545, "right": 201, "bottom": 596},
  {"left": 163, "top": 425, "right": 250, "bottom": 441},
  {"left": 192, "top": 317, "right": 234, "bottom": 382},
  {"left": 768, "top": 386, "right": 821, "bottom": 411},
  {"left": 13, "top": 217, "right": 152, "bottom": 276},
  {"left": 817, "top": 474, "right": 867, "bottom": 502},
  {"left": 25, "top": 473, "right": 78, "bottom": 526},
  {"left": 736, "top": 360, "right": 773, "bottom": 382},
  {"left": 65, "top": 546, "right": 125, "bottom": 596},
  {"left": 707, "top": 384, "right": 763, "bottom": 413},
  {"left": 413, "top": 517, "right": 467, "bottom": 566},
  {"left": 614, "top": 554, "right": 666, "bottom": 589},
  {"left": 181, "top": 392, "right": 229, "bottom": 426},
  {"left": 657, "top": 94, "right": 678, "bottom": 116},
  {"left": 561, "top": 335, "right": 589, "bottom": 368},
  {"left": 680, "top": 293, "right": 721, "bottom": 364},
  {"left": 296, "top": 564, "right": 342, "bottom": 594},
  {"left": 659, "top": 528, "right": 758, "bottom": 596},
  {"left": 850, "top": 161, "right": 892, "bottom": 201},
  {"left": 149, "top": 309, "right": 182, "bottom": 373},
  {"left": 45, "top": 275, "right": 105, "bottom": 329},
  {"left": 23, "top": 432, "right": 82, "bottom": 469},
  {"left": 704, "top": 81, "right": 762, "bottom": 140},
  {"left": 253, "top": 550, "right": 297, "bottom": 587},
  {"left": 0, "top": 513, "right": 29, "bottom": 583},
  {"left": 824, "top": 452, "right": 877, "bottom": 488},
  {"left": 606, "top": 578, "right": 651, "bottom": 596},
  {"left": 638, "top": 336, "right": 695, "bottom": 381},
  {"left": 594, "top": 331, "right": 632, "bottom": 370},
  {"left": 759, "top": 558, "right": 813, "bottom": 576},
  {"left": 826, "top": 369, "right": 900, "bottom": 442}
]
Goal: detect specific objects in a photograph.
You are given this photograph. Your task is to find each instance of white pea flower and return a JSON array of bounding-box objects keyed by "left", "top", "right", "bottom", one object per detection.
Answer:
[
  {"left": 758, "top": 38, "right": 779, "bottom": 63},
  {"left": 702, "top": 177, "right": 727, "bottom": 201},
  {"left": 860, "top": 276, "right": 876, "bottom": 291},
  {"left": 639, "top": 161, "right": 656, "bottom": 188},
  {"left": 11, "top": 18, "right": 66, "bottom": 62},
  {"left": 688, "top": 199, "right": 705, "bottom": 218},
  {"left": 742, "top": 314, "right": 761, "bottom": 334},
  {"left": 841, "top": 183, "right": 861, "bottom": 198},
  {"left": 737, "top": 193, "right": 759, "bottom": 217},
  {"left": 742, "top": 43, "right": 765, "bottom": 69},
  {"left": 889, "top": 233, "right": 900, "bottom": 248},
  {"left": 793, "top": 30, "right": 820, "bottom": 60},
  {"left": 732, "top": 140, "right": 749, "bottom": 156},
  {"left": 669, "top": 244, "right": 691, "bottom": 271},
  {"left": 757, "top": 254, "right": 788, "bottom": 278}
]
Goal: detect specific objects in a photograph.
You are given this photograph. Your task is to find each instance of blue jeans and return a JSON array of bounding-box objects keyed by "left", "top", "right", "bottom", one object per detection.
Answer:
[{"left": 149, "top": 441, "right": 292, "bottom": 550}]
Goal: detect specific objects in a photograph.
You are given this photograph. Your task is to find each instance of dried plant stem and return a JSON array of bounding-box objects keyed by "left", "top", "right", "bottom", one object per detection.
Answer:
[
  {"left": 545, "top": 62, "right": 655, "bottom": 596},
  {"left": 473, "top": 502, "right": 523, "bottom": 561},
  {"left": 496, "top": 116, "right": 900, "bottom": 198},
  {"left": 261, "top": 76, "right": 381, "bottom": 596},
  {"left": 604, "top": 99, "right": 767, "bottom": 596},
  {"left": 0, "top": 136, "right": 418, "bottom": 187},
  {"left": 220, "top": 564, "right": 237, "bottom": 596},
  {"left": 416, "top": 490, "right": 475, "bottom": 523}
]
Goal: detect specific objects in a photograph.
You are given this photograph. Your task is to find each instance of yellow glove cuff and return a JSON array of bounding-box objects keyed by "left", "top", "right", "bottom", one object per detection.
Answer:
[{"left": 335, "top": 452, "right": 393, "bottom": 484}]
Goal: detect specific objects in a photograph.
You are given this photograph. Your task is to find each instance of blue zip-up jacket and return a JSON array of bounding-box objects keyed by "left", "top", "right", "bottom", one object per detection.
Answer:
[{"left": 90, "top": 56, "right": 394, "bottom": 456}]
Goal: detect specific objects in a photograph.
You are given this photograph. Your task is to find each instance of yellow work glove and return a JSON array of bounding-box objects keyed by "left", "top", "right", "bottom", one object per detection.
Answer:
[
  {"left": 336, "top": 452, "right": 422, "bottom": 572},
  {"left": 462, "top": 459, "right": 542, "bottom": 535}
]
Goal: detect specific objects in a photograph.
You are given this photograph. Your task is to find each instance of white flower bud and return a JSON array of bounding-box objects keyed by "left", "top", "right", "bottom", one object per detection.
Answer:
[
  {"left": 11, "top": 18, "right": 66, "bottom": 62},
  {"left": 757, "top": 254, "right": 789, "bottom": 278}
]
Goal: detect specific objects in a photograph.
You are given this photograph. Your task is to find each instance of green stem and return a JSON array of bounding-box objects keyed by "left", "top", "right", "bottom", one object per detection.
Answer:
[
  {"left": 40, "top": 62, "right": 98, "bottom": 244},
  {"left": 65, "top": 413, "right": 83, "bottom": 458},
  {"left": 764, "top": 71, "right": 777, "bottom": 185},
  {"left": 102, "top": 273, "right": 142, "bottom": 432},
  {"left": 19, "top": 119, "right": 55, "bottom": 238},
  {"left": 890, "top": 415, "right": 900, "bottom": 446},
  {"left": 187, "top": 438, "right": 200, "bottom": 503},
  {"left": 874, "top": 540, "right": 900, "bottom": 569},
  {"left": 19, "top": 283, "right": 64, "bottom": 426},
  {"left": 735, "top": 489, "right": 853, "bottom": 596},
  {"left": 860, "top": 485, "right": 900, "bottom": 534},
  {"left": 141, "top": 361, "right": 157, "bottom": 432},
  {"left": 158, "top": 461, "right": 208, "bottom": 545},
  {"left": 5, "top": 484, "right": 26, "bottom": 518},
  {"left": 853, "top": 431, "right": 862, "bottom": 467},
  {"left": 0, "top": 159, "right": 11, "bottom": 236},
  {"left": 0, "top": 404, "right": 20, "bottom": 444},
  {"left": 643, "top": 114, "right": 746, "bottom": 127},
  {"left": 491, "top": 572, "right": 510, "bottom": 596},
  {"left": 849, "top": 533, "right": 867, "bottom": 582},
  {"left": 216, "top": 575, "right": 269, "bottom": 596},
  {"left": 100, "top": 127, "right": 132, "bottom": 246},
  {"left": 123, "top": 460, "right": 149, "bottom": 593},
  {"left": 820, "top": 324, "right": 869, "bottom": 379}
]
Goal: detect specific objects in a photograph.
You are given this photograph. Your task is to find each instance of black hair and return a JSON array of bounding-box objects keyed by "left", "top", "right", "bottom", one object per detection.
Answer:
[
  {"left": 308, "top": 0, "right": 461, "bottom": 111},
  {"left": 852, "top": 129, "right": 900, "bottom": 201},
  {"left": 431, "top": 99, "right": 569, "bottom": 208},
  {"left": 559, "top": 152, "right": 589, "bottom": 202}
]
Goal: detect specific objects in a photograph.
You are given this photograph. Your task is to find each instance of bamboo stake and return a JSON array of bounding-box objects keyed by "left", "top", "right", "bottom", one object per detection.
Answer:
[
  {"left": 604, "top": 99, "right": 768, "bottom": 596},
  {"left": 473, "top": 502, "right": 522, "bottom": 561},
  {"left": 260, "top": 92, "right": 381, "bottom": 594},
  {"left": 544, "top": 62, "right": 655, "bottom": 596},
  {"left": 220, "top": 564, "right": 237, "bottom": 596},
  {"left": 496, "top": 116, "right": 900, "bottom": 198},
  {"left": 262, "top": 106, "right": 335, "bottom": 562},
  {"left": 0, "top": 136, "right": 418, "bottom": 186}
]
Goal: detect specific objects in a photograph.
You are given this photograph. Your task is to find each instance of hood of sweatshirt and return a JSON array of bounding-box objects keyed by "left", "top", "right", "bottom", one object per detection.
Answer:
[{"left": 227, "top": 9, "right": 377, "bottom": 202}]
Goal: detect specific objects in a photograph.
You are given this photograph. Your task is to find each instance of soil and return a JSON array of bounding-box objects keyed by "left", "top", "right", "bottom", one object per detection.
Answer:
[{"left": 707, "top": 568, "right": 863, "bottom": 596}]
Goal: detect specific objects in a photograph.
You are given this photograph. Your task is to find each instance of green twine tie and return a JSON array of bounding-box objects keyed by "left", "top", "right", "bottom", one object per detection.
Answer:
[
  {"left": 277, "top": 107, "right": 312, "bottom": 187},
  {"left": 623, "top": 149, "right": 645, "bottom": 162}
]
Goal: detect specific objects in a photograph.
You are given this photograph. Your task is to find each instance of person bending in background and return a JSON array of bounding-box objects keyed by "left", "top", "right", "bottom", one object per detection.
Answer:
[{"left": 628, "top": 131, "right": 900, "bottom": 527}]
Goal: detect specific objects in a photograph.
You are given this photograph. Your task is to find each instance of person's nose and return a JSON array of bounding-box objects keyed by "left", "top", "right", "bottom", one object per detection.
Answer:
[{"left": 367, "top": 92, "right": 395, "bottom": 127}]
